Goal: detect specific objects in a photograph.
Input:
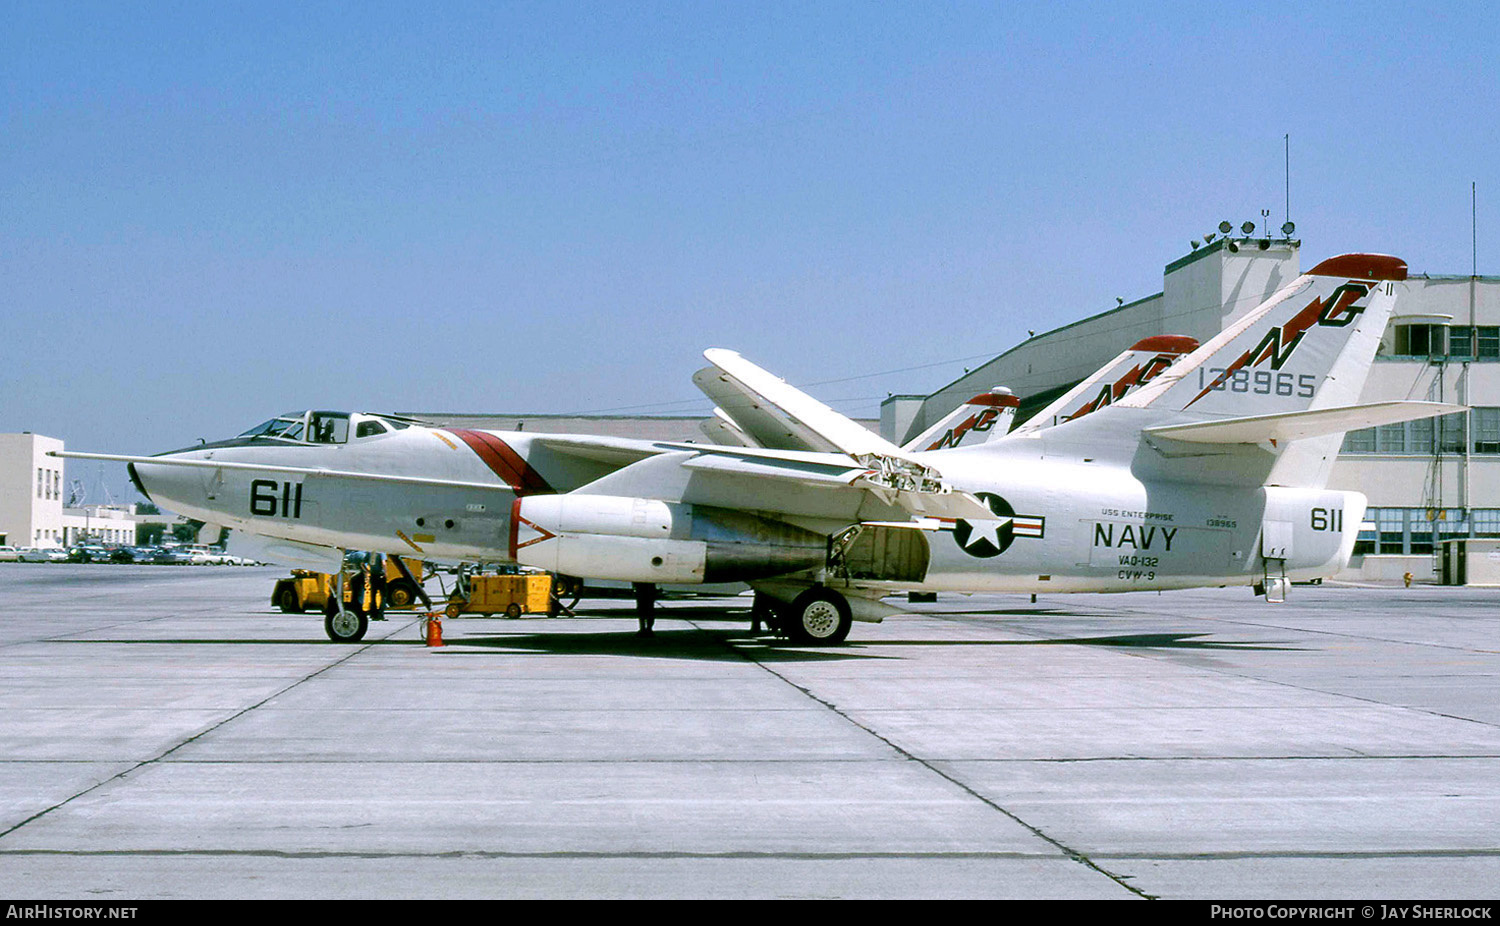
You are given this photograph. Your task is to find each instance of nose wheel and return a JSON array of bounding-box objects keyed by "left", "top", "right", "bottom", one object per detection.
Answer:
[{"left": 324, "top": 607, "right": 368, "bottom": 643}]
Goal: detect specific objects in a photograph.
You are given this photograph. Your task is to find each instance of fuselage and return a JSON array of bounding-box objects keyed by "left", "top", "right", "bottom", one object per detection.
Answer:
[{"left": 134, "top": 410, "right": 1365, "bottom": 595}]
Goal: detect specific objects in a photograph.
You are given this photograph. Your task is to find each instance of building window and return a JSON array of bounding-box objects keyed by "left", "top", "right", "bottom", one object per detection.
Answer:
[
  {"left": 1354, "top": 510, "right": 1378, "bottom": 555},
  {"left": 1342, "top": 414, "right": 1475, "bottom": 455},
  {"left": 1377, "top": 509, "right": 1406, "bottom": 554},
  {"left": 1439, "top": 413, "right": 1467, "bottom": 453},
  {"left": 1394, "top": 324, "right": 1446, "bottom": 358},
  {"left": 1481, "top": 328, "right": 1500, "bottom": 359},
  {"left": 1438, "top": 510, "right": 1470, "bottom": 544},
  {"left": 1447, "top": 326, "right": 1499, "bottom": 360},
  {"left": 1474, "top": 510, "right": 1500, "bottom": 537},
  {"left": 1475, "top": 409, "right": 1500, "bottom": 453},
  {"left": 1343, "top": 428, "right": 1376, "bottom": 453},
  {"left": 1410, "top": 416, "right": 1435, "bottom": 453}
]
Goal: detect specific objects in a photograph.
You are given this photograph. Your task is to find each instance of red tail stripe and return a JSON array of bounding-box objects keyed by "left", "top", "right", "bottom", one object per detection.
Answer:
[
  {"left": 966, "top": 393, "right": 1020, "bottom": 408},
  {"left": 1308, "top": 254, "right": 1407, "bottom": 281}
]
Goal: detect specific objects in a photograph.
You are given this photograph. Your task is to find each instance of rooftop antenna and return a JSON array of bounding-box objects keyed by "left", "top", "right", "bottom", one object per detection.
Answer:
[
  {"left": 1284, "top": 134, "right": 1291, "bottom": 234},
  {"left": 1474, "top": 181, "right": 1478, "bottom": 277},
  {"left": 91, "top": 464, "right": 115, "bottom": 507}
]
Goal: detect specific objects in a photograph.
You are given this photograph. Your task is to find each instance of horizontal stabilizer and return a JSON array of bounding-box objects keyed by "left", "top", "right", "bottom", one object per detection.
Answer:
[{"left": 1144, "top": 401, "right": 1466, "bottom": 445}]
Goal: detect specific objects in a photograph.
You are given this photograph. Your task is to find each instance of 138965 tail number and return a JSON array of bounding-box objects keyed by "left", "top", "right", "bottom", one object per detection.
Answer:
[{"left": 1198, "top": 368, "right": 1316, "bottom": 397}]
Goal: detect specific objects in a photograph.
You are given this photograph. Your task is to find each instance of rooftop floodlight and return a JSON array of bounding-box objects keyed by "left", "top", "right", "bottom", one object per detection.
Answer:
[
  {"left": 1281, "top": 220, "right": 1296, "bottom": 237},
  {"left": 1204, "top": 233, "right": 1217, "bottom": 244},
  {"left": 1241, "top": 221, "right": 1255, "bottom": 235},
  {"left": 1219, "top": 220, "right": 1233, "bottom": 234},
  {"left": 1228, "top": 240, "right": 1240, "bottom": 253},
  {"left": 1259, "top": 239, "right": 1271, "bottom": 250},
  {"left": 1190, "top": 240, "right": 1200, "bottom": 250}
]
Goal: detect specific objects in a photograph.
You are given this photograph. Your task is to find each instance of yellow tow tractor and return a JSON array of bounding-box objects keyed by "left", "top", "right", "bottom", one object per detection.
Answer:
[{"left": 272, "top": 555, "right": 431, "bottom": 615}]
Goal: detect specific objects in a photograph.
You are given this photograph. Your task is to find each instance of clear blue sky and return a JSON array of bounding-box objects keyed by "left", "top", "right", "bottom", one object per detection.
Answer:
[{"left": 3, "top": 1, "right": 1497, "bottom": 501}]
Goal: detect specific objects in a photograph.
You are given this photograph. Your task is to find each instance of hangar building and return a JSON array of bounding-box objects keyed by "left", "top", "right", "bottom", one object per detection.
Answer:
[{"left": 882, "top": 236, "right": 1500, "bottom": 581}]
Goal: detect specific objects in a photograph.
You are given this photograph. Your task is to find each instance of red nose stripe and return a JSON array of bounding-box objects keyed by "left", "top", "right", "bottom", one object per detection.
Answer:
[{"left": 446, "top": 429, "right": 552, "bottom": 495}]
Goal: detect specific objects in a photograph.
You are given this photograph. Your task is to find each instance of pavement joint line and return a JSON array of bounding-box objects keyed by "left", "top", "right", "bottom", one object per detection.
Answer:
[
  {"left": 698, "top": 620, "right": 1158, "bottom": 900},
  {"left": 0, "top": 849, "right": 1092, "bottom": 861},
  {"left": 16, "top": 753, "right": 1500, "bottom": 765},
  {"left": 0, "top": 624, "right": 408, "bottom": 844},
  {"left": 8, "top": 753, "right": 1500, "bottom": 764},
  {"left": 0, "top": 848, "right": 1497, "bottom": 862}
]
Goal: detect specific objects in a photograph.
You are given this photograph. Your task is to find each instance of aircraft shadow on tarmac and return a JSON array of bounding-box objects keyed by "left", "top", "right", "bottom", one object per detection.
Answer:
[
  {"left": 438, "top": 628, "right": 888, "bottom": 663},
  {"left": 867, "top": 632, "right": 1303, "bottom": 651}
]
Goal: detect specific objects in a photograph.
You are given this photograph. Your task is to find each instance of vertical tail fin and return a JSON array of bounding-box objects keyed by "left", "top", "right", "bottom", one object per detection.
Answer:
[
  {"left": 1119, "top": 254, "right": 1410, "bottom": 489},
  {"left": 1010, "top": 335, "right": 1199, "bottom": 435},
  {"left": 903, "top": 388, "right": 1018, "bottom": 451},
  {"left": 1121, "top": 254, "right": 1408, "bottom": 418}
]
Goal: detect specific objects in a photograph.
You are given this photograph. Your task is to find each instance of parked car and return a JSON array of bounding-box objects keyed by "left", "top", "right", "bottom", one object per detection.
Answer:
[
  {"left": 0, "top": 547, "right": 20, "bottom": 562},
  {"left": 142, "top": 546, "right": 190, "bottom": 565},
  {"left": 67, "top": 546, "right": 111, "bottom": 563},
  {"left": 17, "top": 547, "right": 64, "bottom": 563},
  {"left": 180, "top": 545, "right": 226, "bottom": 565}
]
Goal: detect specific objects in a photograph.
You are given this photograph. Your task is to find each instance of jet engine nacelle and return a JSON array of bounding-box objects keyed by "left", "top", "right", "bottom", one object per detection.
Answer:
[{"left": 512, "top": 494, "right": 827, "bottom": 584}]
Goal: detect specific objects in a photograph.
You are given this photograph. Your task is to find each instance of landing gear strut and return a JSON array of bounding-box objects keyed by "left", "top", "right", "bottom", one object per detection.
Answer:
[
  {"left": 324, "top": 550, "right": 368, "bottom": 643},
  {"left": 633, "top": 582, "right": 657, "bottom": 637}
]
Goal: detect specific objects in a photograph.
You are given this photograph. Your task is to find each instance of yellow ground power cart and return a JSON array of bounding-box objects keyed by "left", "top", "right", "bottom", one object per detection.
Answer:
[
  {"left": 443, "top": 572, "right": 556, "bottom": 619},
  {"left": 272, "top": 556, "right": 429, "bottom": 614}
]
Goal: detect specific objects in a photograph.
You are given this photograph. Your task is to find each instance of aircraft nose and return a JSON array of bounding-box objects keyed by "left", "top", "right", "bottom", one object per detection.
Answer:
[{"left": 130, "top": 453, "right": 209, "bottom": 516}]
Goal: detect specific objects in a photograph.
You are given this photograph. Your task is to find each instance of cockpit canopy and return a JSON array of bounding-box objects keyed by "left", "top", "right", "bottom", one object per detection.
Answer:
[{"left": 236, "top": 411, "right": 414, "bottom": 444}]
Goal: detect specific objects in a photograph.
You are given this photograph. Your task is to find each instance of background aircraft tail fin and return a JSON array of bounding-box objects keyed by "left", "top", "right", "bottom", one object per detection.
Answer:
[
  {"left": 1011, "top": 335, "right": 1198, "bottom": 435},
  {"left": 903, "top": 388, "right": 1018, "bottom": 451}
]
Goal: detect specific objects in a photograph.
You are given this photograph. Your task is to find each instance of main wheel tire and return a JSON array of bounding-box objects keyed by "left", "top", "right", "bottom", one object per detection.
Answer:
[
  {"left": 504, "top": 602, "right": 523, "bottom": 619},
  {"left": 554, "top": 575, "right": 584, "bottom": 610},
  {"left": 386, "top": 579, "right": 420, "bottom": 609},
  {"left": 784, "top": 587, "right": 852, "bottom": 645},
  {"left": 276, "top": 585, "right": 303, "bottom": 614},
  {"left": 324, "top": 608, "right": 368, "bottom": 643}
]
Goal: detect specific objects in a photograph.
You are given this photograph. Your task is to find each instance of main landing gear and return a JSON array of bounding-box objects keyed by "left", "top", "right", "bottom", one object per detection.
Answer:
[{"left": 756, "top": 586, "right": 853, "bottom": 645}]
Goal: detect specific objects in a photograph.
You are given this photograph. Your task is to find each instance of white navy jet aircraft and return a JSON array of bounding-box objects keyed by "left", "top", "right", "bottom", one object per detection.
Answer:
[{"left": 59, "top": 254, "right": 1463, "bottom": 644}]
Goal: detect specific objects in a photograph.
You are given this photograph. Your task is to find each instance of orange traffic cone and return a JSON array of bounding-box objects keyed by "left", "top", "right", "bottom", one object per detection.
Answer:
[{"left": 425, "top": 613, "right": 445, "bottom": 648}]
